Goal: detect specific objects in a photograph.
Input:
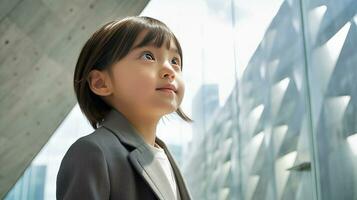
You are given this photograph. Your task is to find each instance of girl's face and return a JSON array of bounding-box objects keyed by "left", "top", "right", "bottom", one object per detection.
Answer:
[{"left": 106, "top": 31, "right": 185, "bottom": 119}]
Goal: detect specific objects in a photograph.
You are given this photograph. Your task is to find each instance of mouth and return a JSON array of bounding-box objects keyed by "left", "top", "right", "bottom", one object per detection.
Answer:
[
  {"left": 156, "top": 88, "right": 176, "bottom": 94},
  {"left": 156, "top": 84, "right": 178, "bottom": 93}
]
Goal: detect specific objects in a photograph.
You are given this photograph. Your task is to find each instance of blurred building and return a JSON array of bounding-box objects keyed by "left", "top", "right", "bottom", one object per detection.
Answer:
[
  {"left": 192, "top": 84, "right": 220, "bottom": 142},
  {"left": 5, "top": 165, "right": 46, "bottom": 200}
]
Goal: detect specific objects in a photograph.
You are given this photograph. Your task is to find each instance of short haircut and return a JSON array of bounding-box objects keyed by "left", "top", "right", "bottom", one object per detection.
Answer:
[{"left": 73, "top": 16, "right": 192, "bottom": 129}]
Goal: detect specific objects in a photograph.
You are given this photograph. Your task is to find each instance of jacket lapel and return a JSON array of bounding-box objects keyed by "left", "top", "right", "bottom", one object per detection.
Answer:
[
  {"left": 100, "top": 109, "right": 179, "bottom": 200},
  {"left": 128, "top": 147, "right": 176, "bottom": 200}
]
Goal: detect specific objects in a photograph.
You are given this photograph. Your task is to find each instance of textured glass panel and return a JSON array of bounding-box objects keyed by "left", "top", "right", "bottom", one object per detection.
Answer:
[
  {"left": 303, "top": 0, "right": 357, "bottom": 199},
  {"left": 234, "top": 0, "right": 315, "bottom": 199}
]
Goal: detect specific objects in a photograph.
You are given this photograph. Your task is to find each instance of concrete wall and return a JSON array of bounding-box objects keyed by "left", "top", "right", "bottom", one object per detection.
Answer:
[{"left": 0, "top": 0, "right": 149, "bottom": 197}]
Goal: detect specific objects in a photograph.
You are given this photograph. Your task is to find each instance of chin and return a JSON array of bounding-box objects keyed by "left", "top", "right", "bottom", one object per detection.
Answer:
[
  {"left": 152, "top": 101, "right": 179, "bottom": 115},
  {"left": 160, "top": 106, "right": 178, "bottom": 115}
]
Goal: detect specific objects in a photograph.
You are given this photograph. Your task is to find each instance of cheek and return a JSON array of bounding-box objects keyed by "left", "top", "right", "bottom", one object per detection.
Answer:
[
  {"left": 119, "top": 71, "right": 155, "bottom": 97},
  {"left": 177, "top": 76, "right": 185, "bottom": 99},
  {"left": 180, "top": 81, "right": 185, "bottom": 95}
]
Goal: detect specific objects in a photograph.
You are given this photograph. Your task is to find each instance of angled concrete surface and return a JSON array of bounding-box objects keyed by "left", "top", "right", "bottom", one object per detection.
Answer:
[{"left": 0, "top": 0, "right": 149, "bottom": 198}]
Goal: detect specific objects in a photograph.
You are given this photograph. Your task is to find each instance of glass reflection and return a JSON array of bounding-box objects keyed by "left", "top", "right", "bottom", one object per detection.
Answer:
[{"left": 304, "top": 0, "right": 357, "bottom": 199}]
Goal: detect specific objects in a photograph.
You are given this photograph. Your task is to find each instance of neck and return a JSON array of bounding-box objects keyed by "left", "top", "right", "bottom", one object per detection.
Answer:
[
  {"left": 131, "top": 116, "right": 159, "bottom": 146},
  {"left": 117, "top": 108, "right": 161, "bottom": 146}
]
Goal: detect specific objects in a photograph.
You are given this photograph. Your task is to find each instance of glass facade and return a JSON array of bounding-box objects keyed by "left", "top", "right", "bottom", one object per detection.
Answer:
[
  {"left": 236, "top": 0, "right": 315, "bottom": 199},
  {"left": 4, "top": 0, "right": 357, "bottom": 199},
  {"left": 182, "top": 0, "right": 357, "bottom": 200},
  {"left": 303, "top": 0, "right": 357, "bottom": 199}
]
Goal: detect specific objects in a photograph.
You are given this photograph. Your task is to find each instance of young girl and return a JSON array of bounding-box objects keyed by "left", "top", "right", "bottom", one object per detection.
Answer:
[{"left": 56, "top": 16, "right": 193, "bottom": 200}]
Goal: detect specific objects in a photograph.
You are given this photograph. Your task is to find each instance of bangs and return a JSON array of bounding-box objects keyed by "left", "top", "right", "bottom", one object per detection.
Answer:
[
  {"left": 137, "top": 28, "right": 173, "bottom": 49},
  {"left": 97, "top": 16, "right": 183, "bottom": 69},
  {"left": 133, "top": 24, "right": 183, "bottom": 61}
]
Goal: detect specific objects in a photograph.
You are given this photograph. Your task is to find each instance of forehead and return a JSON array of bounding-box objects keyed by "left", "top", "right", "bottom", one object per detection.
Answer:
[{"left": 131, "top": 30, "right": 179, "bottom": 53}]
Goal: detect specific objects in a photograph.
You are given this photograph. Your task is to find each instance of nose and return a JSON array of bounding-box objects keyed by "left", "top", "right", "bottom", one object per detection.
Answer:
[{"left": 160, "top": 61, "right": 175, "bottom": 81}]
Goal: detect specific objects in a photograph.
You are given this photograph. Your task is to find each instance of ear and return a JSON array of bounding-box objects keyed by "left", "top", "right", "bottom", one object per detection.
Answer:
[{"left": 88, "top": 69, "right": 112, "bottom": 96}]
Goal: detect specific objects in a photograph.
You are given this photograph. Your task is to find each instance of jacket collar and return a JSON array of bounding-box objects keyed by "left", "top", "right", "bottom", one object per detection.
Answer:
[{"left": 100, "top": 109, "right": 191, "bottom": 200}]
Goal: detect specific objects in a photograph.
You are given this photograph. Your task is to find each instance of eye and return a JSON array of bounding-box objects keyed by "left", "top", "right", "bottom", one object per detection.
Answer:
[
  {"left": 171, "top": 57, "right": 181, "bottom": 66},
  {"left": 140, "top": 51, "right": 155, "bottom": 61}
]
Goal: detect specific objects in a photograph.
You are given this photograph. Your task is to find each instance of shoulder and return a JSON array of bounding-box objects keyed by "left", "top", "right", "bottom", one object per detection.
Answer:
[
  {"left": 78, "top": 126, "right": 117, "bottom": 146},
  {"left": 75, "top": 126, "right": 122, "bottom": 148},
  {"left": 62, "top": 126, "right": 129, "bottom": 163},
  {"left": 61, "top": 127, "right": 115, "bottom": 163},
  {"left": 57, "top": 128, "right": 113, "bottom": 199},
  {"left": 57, "top": 127, "right": 120, "bottom": 182},
  {"left": 67, "top": 127, "right": 110, "bottom": 153}
]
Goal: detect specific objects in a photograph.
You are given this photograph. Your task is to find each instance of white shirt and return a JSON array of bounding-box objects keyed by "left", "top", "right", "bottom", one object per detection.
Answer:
[{"left": 148, "top": 143, "right": 180, "bottom": 200}]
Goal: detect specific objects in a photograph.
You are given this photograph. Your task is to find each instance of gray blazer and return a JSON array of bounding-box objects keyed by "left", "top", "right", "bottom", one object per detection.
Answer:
[{"left": 56, "top": 108, "right": 192, "bottom": 200}]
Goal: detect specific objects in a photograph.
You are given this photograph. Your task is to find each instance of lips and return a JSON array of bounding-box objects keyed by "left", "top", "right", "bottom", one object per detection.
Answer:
[{"left": 156, "top": 84, "right": 177, "bottom": 93}]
